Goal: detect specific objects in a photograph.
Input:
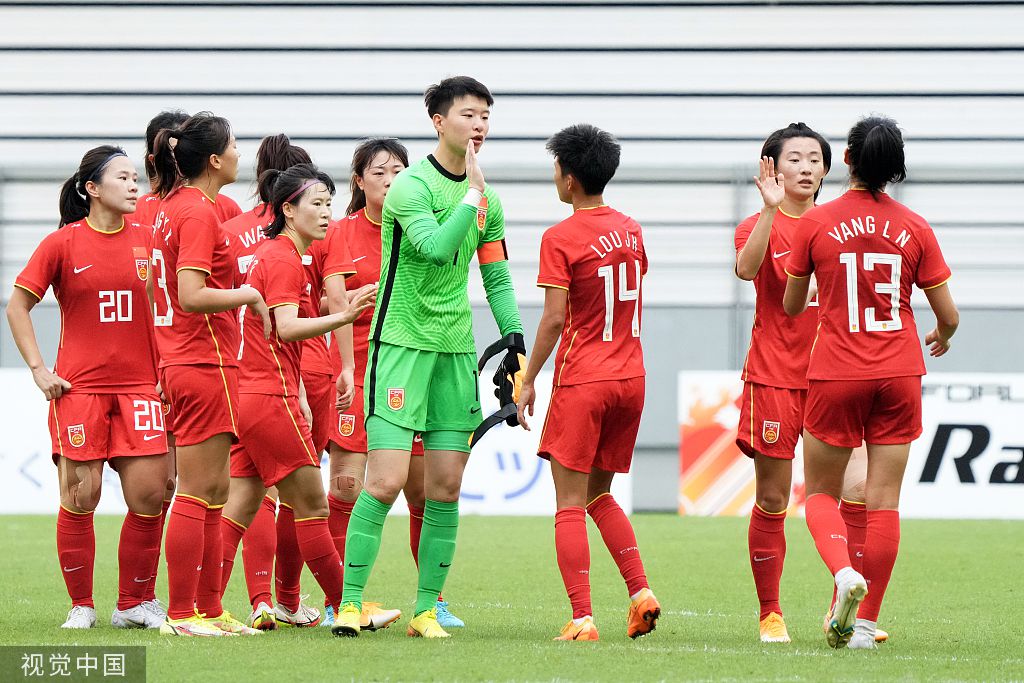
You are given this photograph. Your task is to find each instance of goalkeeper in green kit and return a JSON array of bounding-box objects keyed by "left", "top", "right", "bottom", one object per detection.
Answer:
[{"left": 333, "top": 76, "right": 526, "bottom": 639}]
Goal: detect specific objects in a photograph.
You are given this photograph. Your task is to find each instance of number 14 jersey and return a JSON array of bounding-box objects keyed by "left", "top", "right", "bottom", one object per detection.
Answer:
[{"left": 537, "top": 205, "right": 647, "bottom": 387}]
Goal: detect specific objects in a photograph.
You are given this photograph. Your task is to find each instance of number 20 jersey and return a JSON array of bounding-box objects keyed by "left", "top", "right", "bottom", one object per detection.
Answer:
[
  {"left": 537, "top": 205, "right": 648, "bottom": 387},
  {"left": 786, "top": 189, "right": 951, "bottom": 381}
]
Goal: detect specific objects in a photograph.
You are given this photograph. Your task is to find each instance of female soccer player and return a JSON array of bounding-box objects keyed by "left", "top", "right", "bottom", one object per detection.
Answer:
[
  {"left": 150, "top": 112, "right": 271, "bottom": 637},
  {"left": 6, "top": 146, "right": 169, "bottom": 629},
  {"left": 783, "top": 116, "right": 959, "bottom": 649},
  {"left": 231, "top": 163, "right": 375, "bottom": 638},
  {"left": 320, "top": 138, "right": 454, "bottom": 630}
]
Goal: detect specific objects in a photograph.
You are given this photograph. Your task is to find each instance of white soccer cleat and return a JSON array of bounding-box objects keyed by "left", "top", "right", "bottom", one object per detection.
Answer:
[
  {"left": 848, "top": 619, "right": 879, "bottom": 650},
  {"left": 111, "top": 604, "right": 163, "bottom": 629},
  {"left": 141, "top": 598, "right": 166, "bottom": 621},
  {"left": 275, "top": 597, "right": 322, "bottom": 628},
  {"left": 248, "top": 601, "right": 278, "bottom": 631},
  {"left": 827, "top": 569, "right": 868, "bottom": 649},
  {"left": 61, "top": 606, "right": 96, "bottom": 629}
]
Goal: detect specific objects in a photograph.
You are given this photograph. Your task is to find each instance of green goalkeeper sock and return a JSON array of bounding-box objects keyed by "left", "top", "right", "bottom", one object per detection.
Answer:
[
  {"left": 341, "top": 490, "right": 392, "bottom": 609},
  {"left": 415, "top": 499, "right": 460, "bottom": 616}
]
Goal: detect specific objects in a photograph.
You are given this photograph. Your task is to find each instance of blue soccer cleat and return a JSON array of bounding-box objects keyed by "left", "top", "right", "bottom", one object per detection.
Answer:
[{"left": 434, "top": 600, "right": 464, "bottom": 628}]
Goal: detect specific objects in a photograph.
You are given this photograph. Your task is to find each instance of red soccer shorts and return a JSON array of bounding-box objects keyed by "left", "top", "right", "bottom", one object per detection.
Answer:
[
  {"left": 735, "top": 383, "right": 807, "bottom": 460},
  {"left": 805, "top": 376, "right": 923, "bottom": 448},
  {"left": 538, "top": 376, "right": 644, "bottom": 474},
  {"left": 160, "top": 364, "right": 239, "bottom": 447},
  {"left": 328, "top": 384, "right": 424, "bottom": 455},
  {"left": 236, "top": 393, "right": 320, "bottom": 487},
  {"left": 301, "top": 369, "right": 333, "bottom": 456},
  {"left": 49, "top": 392, "right": 168, "bottom": 462},
  {"left": 161, "top": 400, "right": 176, "bottom": 435}
]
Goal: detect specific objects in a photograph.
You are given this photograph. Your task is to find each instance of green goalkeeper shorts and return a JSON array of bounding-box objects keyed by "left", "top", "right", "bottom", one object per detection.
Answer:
[{"left": 364, "top": 341, "right": 482, "bottom": 433}]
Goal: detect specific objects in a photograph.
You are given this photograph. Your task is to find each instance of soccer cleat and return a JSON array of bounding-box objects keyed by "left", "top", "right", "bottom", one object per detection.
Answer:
[
  {"left": 141, "top": 598, "right": 166, "bottom": 621},
  {"left": 554, "top": 617, "right": 599, "bottom": 641},
  {"left": 434, "top": 600, "right": 465, "bottom": 628},
  {"left": 331, "top": 603, "right": 362, "bottom": 638},
  {"left": 248, "top": 601, "right": 278, "bottom": 631},
  {"left": 758, "top": 612, "right": 791, "bottom": 643},
  {"left": 875, "top": 628, "right": 890, "bottom": 643},
  {"left": 320, "top": 604, "right": 335, "bottom": 628},
  {"left": 827, "top": 571, "right": 868, "bottom": 649},
  {"left": 627, "top": 588, "right": 661, "bottom": 639},
  {"left": 848, "top": 619, "right": 879, "bottom": 650},
  {"left": 361, "top": 602, "right": 402, "bottom": 631},
  {"left": 274, "top": 597, "right": 321, "bottom": 628},
  {"left": 207, "top": 611, "right": 261, "bottom": 635},
  {"left": 112, "top": 604, "right": 163, "bottom": 629},
  {"left": 159, "top": 614, "right": 234, "bottom": 637},
  {"left": 61, "top": 606, "right": 96, "bottom": 629},
  {"left": 407, "top": 609, "right": 451, "bottom": 638}
]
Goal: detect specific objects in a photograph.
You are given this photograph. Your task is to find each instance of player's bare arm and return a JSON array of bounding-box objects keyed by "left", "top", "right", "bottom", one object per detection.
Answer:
[
  {"left": 273, "top": 283, "right": 376, "bottom": 343},
  {"left": 178, "top": 268, "right": 272, "bottom": 339},
  {"left": 782, "top": 273, "right": 811, "bottom": 316},
  {"left": 6, "top": 287, "right": 72, "bottom": 400},
  {"left": 923, "top": 282, "right": 959, "bottom": 357},
  {"left": 517, "top": 287, "right": 568, "bottom": 430},
  {"left": 736, "top": 157, "right": 784, "bottom": 280},
  {"left": 324, "top": 273, "right": 358, "bottom": 411}
]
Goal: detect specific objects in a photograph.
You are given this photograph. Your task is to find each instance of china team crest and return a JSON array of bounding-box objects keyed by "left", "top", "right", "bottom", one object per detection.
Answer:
[
  {"left": 67, "top": 424, "right": 86, "bottom": 448},
  {"left": 338, "top": 414, "right": 355, "bottom": 437},
  {"left": 762, "top": 420, "right": 780, "bottom": 445},
  {"left": 135, "top": 259, "right": 149, "bottom": 281},
  {"left": 388, "top": 388, "right": 405, "bottom": 411},
  {"left": 476, "top": 196, "right": 488, "bottom": 232}
]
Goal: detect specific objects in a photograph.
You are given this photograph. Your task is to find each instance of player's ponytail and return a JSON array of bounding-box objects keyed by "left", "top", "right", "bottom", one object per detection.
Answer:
[
  {"left": 151, "top": 111, "right": 233, "bottom": 197},
  {"left": 255, "top": 134, "right": 312, "bottom": 213},
  {"left": 58, "top": 145, "right": 127, "bottom": 227},
  {"left": 847, "top": 116, "right": 906, "bottom": 198},
  {"left": 261, "top": 163, "right": 336, "bottom": 238},
  {"left": 346, "top": 137, "right": 410, "bottom": 215},
  {"left": 144, "top": 109, "right": 188, "bottom": 185}
]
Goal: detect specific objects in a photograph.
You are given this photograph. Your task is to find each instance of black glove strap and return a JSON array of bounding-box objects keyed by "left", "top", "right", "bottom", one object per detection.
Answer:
[
  {"left": 469, "top": 403, "right": 519, "bottom": 449},
  {"left": 471, "top": 332, "right": 527, "bottom": 449},
  {"left": 477, "top": 332, "right": 526, "bottom": 372}
]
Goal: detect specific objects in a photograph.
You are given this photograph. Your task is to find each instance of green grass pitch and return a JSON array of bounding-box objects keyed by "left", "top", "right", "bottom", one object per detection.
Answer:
[{"left": 1, "top": 514, "right": 1021, "bottom": 682}]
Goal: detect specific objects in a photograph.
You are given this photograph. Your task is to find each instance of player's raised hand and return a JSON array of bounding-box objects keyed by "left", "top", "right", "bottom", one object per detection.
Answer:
[
  {"left": 32, "top": 366, "right": 71, "bottom": 401},
  {"left": 466, "top": 141, "right": 485, "bottom": 192},
  {"left": 517, "top": 382, "right": 536, "bottom": 431},
  {"left": 925, "top": 328, "right": 951, "bottom": 357},
  {"left": 754, "top": 156, "right": 785, "bottom": 209}
]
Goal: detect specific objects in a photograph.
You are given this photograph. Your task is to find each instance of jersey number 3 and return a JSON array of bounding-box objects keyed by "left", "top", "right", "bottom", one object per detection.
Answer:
[{"left": 597, "top": 260, "right": 641, "bottom": 342}]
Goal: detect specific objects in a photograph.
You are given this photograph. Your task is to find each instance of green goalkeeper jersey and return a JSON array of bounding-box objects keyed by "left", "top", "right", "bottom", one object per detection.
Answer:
[{"left": 370, "top": 154, "right": 519, "bottom": 354}]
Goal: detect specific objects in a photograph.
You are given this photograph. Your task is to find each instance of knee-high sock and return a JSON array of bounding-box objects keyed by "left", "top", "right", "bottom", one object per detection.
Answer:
[
  {"left": 858, "top": 510, "right": 901, "bottom": 621},
  {"left": 274, "top": 504, "right": 303, "bottom": 613},
  {"left": 142, "top": 499, "right": 170, "bottom": 603},
  {"left": 242, "top": 496, "right": 276, "bottom": 608},
  {"left": 327, "top": 494, "right": 354, "bottom": 562},
  {"left": 164, "top": 495, "right": 208, "bottom": 620},
  {"left": 747, "top": 503, "right": 787, "bottom": 619},
  {"left": 57, "top": 507, "right": 95, "bottom": 609},
  {"left": 408, "top": 503, "right": 424, "bottom": 566},
  {"left": 117, "top": 511, "right": 162, "bottom": 611},
  {"left": 341, "top": 490, "right": 391, "bottom": 609},
  {"left": 804, "top": 493, "right": 852, "bottom": 576},
  {"left": 840, "top": 499, "right": 868, "bottom": 572},
  {"left": 195, "top": 505, "right": 225, "bottom": 617},
  {"left": 219, "top": 516, "right": 246, "bottom": 601},
  {"left": 587, "top": 493, "right": 650, "bottom": 597},
  {"left": 554, "top": 506, "right": 591, "bottom": 620},
  {"left": 295, "top": 517, "right": 344, "bottom": 613},
  {"left": 415, "top": 499, "right": 459, "bottom": 615}
]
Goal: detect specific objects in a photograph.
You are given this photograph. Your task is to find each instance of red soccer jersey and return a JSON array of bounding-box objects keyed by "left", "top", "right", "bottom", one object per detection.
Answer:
[
  {"left": 735, "top": 210, "right": 819, "bottom": 389},
  {"left": 127, "top": 192, "right": 162, "bottom": 232},
  {"left": 214, "top": 194, "right": 243, "bottom": 224},
  {"left": 15, "top": 219, "right": 158, "bottom": 393},
  {"left": 238, "top": 237, "right": 310, "bottom": 396},
  {"left": 325, "top": 211, "right": 372, "bottom": 384},
  {"left": 786, "top": 189, "right": 952, "bottom": 380},
  {"left": 151, "top": 186, "right": 240, "bottom": 368},
  {"left": 221, "top": 203, "right": 273, "bottom": 286},
  {"left": 537, "top": 206, "right": 647, "bottom": 386}
]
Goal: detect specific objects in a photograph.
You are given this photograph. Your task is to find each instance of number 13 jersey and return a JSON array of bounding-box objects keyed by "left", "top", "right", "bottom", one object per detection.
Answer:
[{"left": 537, "top": 205, "right": 647, "bottom": 387}]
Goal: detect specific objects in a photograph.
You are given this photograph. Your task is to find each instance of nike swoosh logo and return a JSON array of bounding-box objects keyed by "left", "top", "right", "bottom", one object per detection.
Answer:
[
  {"left": 470, "top": 407, "right": 481, "bottom": 415},
  {"left": 753, "top": 555, "right": 776, "bottom": 562},
  {"left": 142, "top": 434, "right": 162, "bottom": 441},
  {"left": 772, "top": 251, "right": 790, "bottom": 259},
  {"left": 73, "top": 265, "right": 93, "bottom": 274},
  {"left": 352, "top": 256, "right": 367, "bottom": 262},
  {"left": 348, "top": 563, "right": 368, "bottom": 568},
  {"left": 63, "top": 566, "right": 84, "bottom": 572},
  {"left": 439, "top": 562, "right": 451, "bottom": 568},
  {"left": 133, "top": 577, "right": 150, "bottom": 583}
]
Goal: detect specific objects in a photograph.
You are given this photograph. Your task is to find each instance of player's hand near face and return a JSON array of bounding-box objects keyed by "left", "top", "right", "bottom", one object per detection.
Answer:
[
  {"left": 517, "top": 381, "right": 536, "bottom": 431},
  {"left": 754, "top": 156, "right": 785, "bottom": 209},
  {"left": 33, "top": 366, "right": 71, "bottom": 401},
  {"left": 466, "top": 142, "right": 485, "bottom": 192}
]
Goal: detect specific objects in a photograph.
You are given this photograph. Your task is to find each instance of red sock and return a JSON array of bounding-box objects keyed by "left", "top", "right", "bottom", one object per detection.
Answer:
[
  {"left": 195, "top": 505, "right": 224, "bottom": 617},
  {"left": 295, "top": 517, "right": 343, "bottom": 613},
  {"left": 219, "top": 515, "right": 246, "bottom": 599},
  {"left": 165, "top": 495, "right": 208, "bottom": 620},
  {"left": 143, "top": 499, "right": 170, "bottom": 603},
  {"left": 327, "top": 494, "right": 354, "bottom": 560},
  {"left": 242, "top": 496, "right": 276, "bottom": 608},
  {"left": 858, "top": 509, "right": 901, "bottom": 621},
  {"left": 840, "top": 499, "right": 868, "bottom": 572},
  {"left": 804, "top": 494, "right": 852, "bottom": 576},
  {"left": 275, "top": 504, "right": 303, "bottom": 612},
  {"left": 57, "top": 507, "right": 95, "bottom": 608},
  {"left": 117, "top": 511, "right": 162, "bottom": 610},
  {"left": 408, "top": 503, "right": 424, "bottom": 566},
  {"left": 586, "top": 493, "right": 649, "bottom": 597},
  {"left": 748, "top": 504, "right": 787, "bottom": 619},
  {"left": 554, "top": 506, "right": 591, "bottom": 619}
]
